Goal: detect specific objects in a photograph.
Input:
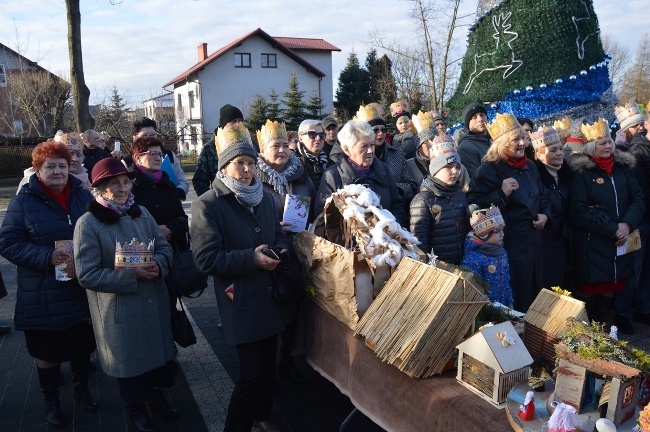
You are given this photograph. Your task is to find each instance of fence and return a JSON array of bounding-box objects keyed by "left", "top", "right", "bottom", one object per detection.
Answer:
[{"left": 0, "top": 145, "right": 35, "bottom": 178}]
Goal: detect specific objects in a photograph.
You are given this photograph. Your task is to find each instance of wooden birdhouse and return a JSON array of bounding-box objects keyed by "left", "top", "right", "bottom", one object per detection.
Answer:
[
  {"left": 554, "top": 343, "right": 640, "bottom": 426},
  {"left": 456, "top": 321, "right": 533, "bottom": 407},
  {"left": 355, "top": 258, "right": 489, "bottom": 378},
  {"left": 523, "top": 288, "right": 588, "bottom": 362}
]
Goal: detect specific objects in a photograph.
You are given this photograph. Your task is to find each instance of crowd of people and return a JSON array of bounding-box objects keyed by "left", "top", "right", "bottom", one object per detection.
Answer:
[{"left": 1, "top": 96, "right": 650, "bottom": 432}]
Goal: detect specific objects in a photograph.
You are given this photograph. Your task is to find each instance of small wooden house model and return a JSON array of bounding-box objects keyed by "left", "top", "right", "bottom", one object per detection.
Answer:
[
  {"left": 456, "top": 321, "right": 533, "bottom": 407},
  {"left": 355, "top": 258, "right": 489, "bottom": 378},
  {"left": 523, "top": 289, "right": 588, "bottom": 362}
]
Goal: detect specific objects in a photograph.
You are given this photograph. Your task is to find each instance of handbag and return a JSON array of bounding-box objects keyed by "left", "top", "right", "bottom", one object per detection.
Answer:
[
  {"left": 271, "top": 247, "right": 306, "bottom": 304},
  {"left": 171, "top": 234, "right": 208, "bottom": 297},
  {"left": 170, "top": 295, "right": 197, "bottom": 348}
]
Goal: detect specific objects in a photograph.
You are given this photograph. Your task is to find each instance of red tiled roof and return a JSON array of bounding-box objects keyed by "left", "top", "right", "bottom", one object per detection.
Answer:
[
  {"left": 274, "top": 37, "right": 341, "bottom": 52},
  {"left": 162, "top": 28, "right": 327, "bottom": 88}
]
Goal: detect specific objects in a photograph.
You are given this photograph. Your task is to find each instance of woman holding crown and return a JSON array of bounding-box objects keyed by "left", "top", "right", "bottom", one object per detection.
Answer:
[
  {"left": 74, "top": 157, "right": 176, "bottom": 432},
  {"left": 569, "top": 118, "right": 644, "bottom": 331},
  {"left": 191, "top": 122, "right": 290, "bottom": 432},
  {"left": 467, "top": 112, "right": 551, "bottom": 311}
]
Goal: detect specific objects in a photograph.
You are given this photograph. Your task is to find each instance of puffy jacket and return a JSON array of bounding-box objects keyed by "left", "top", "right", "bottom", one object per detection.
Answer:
[
  {"left": 460, "top": 234, "right": 513, "bottom": 307},
  {"left": 409, "top": 177, "right": 470, "bottom": 264},
  {"left": 456, "top": 129, "right": 491, "bottom": 178},
  {"left": 0, "top": 175, "right": 92, "bottom": 331},
  {"left": 569, "top": 151, "right": 645, "bottom": 285}
]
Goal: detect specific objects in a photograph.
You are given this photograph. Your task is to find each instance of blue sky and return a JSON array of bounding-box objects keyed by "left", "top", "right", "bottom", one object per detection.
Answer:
[{"left": 1, "top": 0, "right": 645, "bottom": 108}]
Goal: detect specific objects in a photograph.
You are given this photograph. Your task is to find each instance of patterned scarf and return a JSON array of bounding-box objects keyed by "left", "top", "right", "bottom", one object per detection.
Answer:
[
  {"left": 216, "top": 171, "right": 263, "bottom": 207},
  {"left": 95, "top": 193, "right": 135, "bottom": 215},
  {"left": 135, "top": 164, "right": 163, "bottom": 183},
  {"left": 256, "top": 154, "right": 301, "bottom": 195},
  {"left": 296, "top": 142, "right": 329, "bottom": 171}
]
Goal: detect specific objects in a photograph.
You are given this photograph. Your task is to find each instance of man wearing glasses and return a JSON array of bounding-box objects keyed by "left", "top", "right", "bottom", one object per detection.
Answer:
[{"left": 321, "top": 115, "right": 340, "bottom": 161}]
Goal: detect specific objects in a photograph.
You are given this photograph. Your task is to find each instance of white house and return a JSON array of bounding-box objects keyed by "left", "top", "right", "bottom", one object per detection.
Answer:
[
  {"left": 142, "top": 93, "right": 175, "bottom": 134},
  {"left": 162, "top": 28, "right": 340, "bottom": 147}
]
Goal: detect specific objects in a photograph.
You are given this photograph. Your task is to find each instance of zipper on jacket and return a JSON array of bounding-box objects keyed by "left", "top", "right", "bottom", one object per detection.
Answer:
[
  {"left": 67, "top": 214, "right": 72, "bottom": 226},
  {"left": 611, "top": 175, "right": 619, "bottom": 282}
]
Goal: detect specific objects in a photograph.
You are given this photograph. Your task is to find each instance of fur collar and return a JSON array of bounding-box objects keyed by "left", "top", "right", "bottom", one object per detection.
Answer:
[
  {"left": 533, "top": 159, "right": 572, "bottom": 186},
  {"left": 87, "top": 199, "right": 142, "bottom": 224},
  {"left": 569, "top": 149, "right": 636, "bottom": 173}
]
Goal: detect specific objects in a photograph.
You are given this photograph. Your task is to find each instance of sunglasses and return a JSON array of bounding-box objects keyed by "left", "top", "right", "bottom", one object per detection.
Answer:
[
  {"left": 373, "top": 127, "right": 387, "bottom": 133},
  {"left": 303, "top": 131, "right": 326, "bottom": 139},
  {"left": 139, "top": 150, "right": 164, "bottom": 158}
]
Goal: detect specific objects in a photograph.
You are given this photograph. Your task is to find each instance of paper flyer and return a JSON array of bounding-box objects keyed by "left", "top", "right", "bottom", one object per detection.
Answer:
[
  {"left": 282, "top": 194, "right": 310, "bottom": 233},
  {"left": 54, "top": 240, "right": 75, "bottom": 281}
]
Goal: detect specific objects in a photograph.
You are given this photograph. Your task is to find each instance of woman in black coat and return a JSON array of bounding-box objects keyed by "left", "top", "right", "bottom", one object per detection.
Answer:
[
  {"left": 467, "top": 113, "right": 550, "bottom": 311},
  {"left": 191, "top": 123, "right": 290, "bottom": 432},
  {"left": 569, "top": 118, "right": 644, "bottom": 329}
]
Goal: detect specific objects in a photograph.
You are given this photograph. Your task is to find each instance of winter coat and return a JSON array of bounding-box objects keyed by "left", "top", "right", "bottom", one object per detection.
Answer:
[
  {"left": 374, "top": 143, "right": 418, "bottom": 204},
  {"left": 460, "top": 234, "right": 513, "bottom": 307},
  {"left": 629, "top": 133, "right": 650, "bottom": 220},
  {"left": 407, "top": 150, "right": 471, "bottom": 192},
  {"left": 409, "top": 177, "right": 470, "bottom": 264},
  {"left": 192, "top": 139, "right": 218, "bottom": 197},
  {"left": 328, "top": 142, "right": 345, "bottom": 164},
  {"left": 0, "top": 175, "right": 92, "bottom": 331},
  {"left": 298, "top": 153, "right": 334, "bottom": 191},
  {"left": 82, "top": 146, "right": 112, "bottom": 180},
  {"left": 130, "top": 167, "right": 189, "bottom": 251},
  {"left": 315, "top": 157, "right": 406, "bottom": 225},
  {"left": 569, "top": 150, "right": 645, "bottom": 285},
  {"left": 74, "top": 201, "right": 175, "bottom": 378},
  {"left": 391, "top": 130, "right": 418, "bottom": 159},
  {"left": 190, "top": 177, "right": 290, "bottom": 346},
  {"left": 456, "top": 129, "right": 491, "bottom": 178},
  {"left": 323, "top": 140, "right": 339, "bottom": 160},
  {"left": 467, "top": 158, "right": 551, "bottom": 311}
]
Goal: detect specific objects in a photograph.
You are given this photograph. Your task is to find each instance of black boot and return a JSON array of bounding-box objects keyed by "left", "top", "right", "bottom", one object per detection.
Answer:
[
  {"left": 591, "top": 294, "right": 615, "bottom": 327},
  {"left": 127, "top": 404, "right": 158, "bottom": 432},
  {"left": 149, "top": 387, "right": 179, "bottom": 420},
  {"left": 37, "top": 365, "right": 66, "bottom": 429},
  {"left": 71, "top": 359, "right": 98, "bottom": 412}
]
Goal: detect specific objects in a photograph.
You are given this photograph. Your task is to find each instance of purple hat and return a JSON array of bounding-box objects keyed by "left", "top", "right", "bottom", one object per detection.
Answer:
[{"left": 91, "top": 157, "right": 136, "bottom": 187}]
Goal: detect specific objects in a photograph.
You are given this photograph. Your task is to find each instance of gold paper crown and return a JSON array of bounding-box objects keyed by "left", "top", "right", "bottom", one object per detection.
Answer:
[
  {"left": 54, "top": 131, "right": 83, "bottom": 152},
  {"left": 553, "top": 117, "right": 571, "bottom": 134},
  {"left": 429, "top": 134, "right": 455, "bottom": 157},
  {"left": 615, "top": 101, "right": 641, "bottom": 123},
  {"left": 389, "top": 100, "right": 410, "bottom": 117},
  {"left": 469, "top": 205, "right": 506, "bottom": 238},
  {"left": 215, "top": 123, "right": 252, "bottom": 156},
  {"left": 354, "top": 103, "right": 384, "bottom": 123},
  {"left": 411, "top": 111, "right": 435, "bottom": 133},
  {"left": 529, "top": 126, "right": 561, "bottom": 150},
  {"left": 256, "top": 119, "right": 287, "bottom": 148},
  {"left": 581, "top": 118, "right": 610, "bottom": 143},
  {"left": 486, "top": 112, "right": 521, "bottom": 141}
]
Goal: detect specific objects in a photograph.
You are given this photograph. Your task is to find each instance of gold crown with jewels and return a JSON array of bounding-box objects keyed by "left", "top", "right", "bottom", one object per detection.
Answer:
[
  {"left": 428, "top": 134, "right": 455, "bottom": 157},
  {"left": 469, "top": 205, "right": 506, "bottom": 239},
  {"left": 486, "top": 112, "right": 521, "bottom": 141},
  {"left": 529, "top": 126, "right": 561, "bottom": 150},
  {"left": 354, "top": 103, "right": 384, "bottom": 123},
  {"left": 216, "top": 122, "right": 252, "bottom": 155},
  {"left": 389, "top": 100, "right": 410, "bottom": 117},
  {"left": 581, "top": 118, "right": 610, "bottom": 143},
  {"left": 256, "top": 119, "right": 287, "bottom": 148}
]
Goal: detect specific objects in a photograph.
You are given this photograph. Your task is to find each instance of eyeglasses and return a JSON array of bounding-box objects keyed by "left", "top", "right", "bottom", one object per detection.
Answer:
[
  {"left": 372, "top": 127, "right": 387, "bottom": 134},
  {"left": 229, "top": 159, "right": 256, "bottom": 168},
  {"left": 139, "top": 150, "right": 164, "bottom": 158},
  {"left": 302, "top": 131, "right": 326, "bottom": 139}
]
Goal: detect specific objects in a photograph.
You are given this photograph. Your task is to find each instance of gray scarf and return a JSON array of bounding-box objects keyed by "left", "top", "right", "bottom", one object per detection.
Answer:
[
  {"left": 216, "top": 172, "right": 263, "bottom": 207},
  {"left": 256, "top": 154, "right": 301, "bottom": 196}
]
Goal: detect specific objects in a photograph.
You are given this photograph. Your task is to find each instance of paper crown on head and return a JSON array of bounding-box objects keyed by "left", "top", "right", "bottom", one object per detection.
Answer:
[
  {"left": 615, "top": 101, "right": 645, "bottom": 131},
  {"left": 390, "top": 100, "right": 410, "bottom": 117},
  {"left": 54, "top": 131, "right": 83, "bottom": 152},
  {"left": 354, "top": 103, "right": 384, "bottom": 123},
  {"left": 256, "top": 119, "right": 287, "bottom": 148},
  {"left": 486, "top": 112, "right": 521, "bottom": 141},
  {"left": 428, "top": 134, "right": 455, "bottom": 158},
  {"left": 553, "top": 117, "right": 571, "bottom": 135},
  {"left": 470, "top": 205, "right": 506, "bottom": 238},
  {"left": 581, "top": 118, "right": 610, "bottom": 143},
  {"left": 529, "top": 126, "right": 561, "bottom": 150},
  {"left": 215, "top": 122, "right": 256, "bottom": 171}
]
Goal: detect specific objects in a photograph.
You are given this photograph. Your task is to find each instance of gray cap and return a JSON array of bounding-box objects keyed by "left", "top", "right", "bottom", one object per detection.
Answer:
[{"left": 321, "top": 115, "right": 338, "bottom": 129}]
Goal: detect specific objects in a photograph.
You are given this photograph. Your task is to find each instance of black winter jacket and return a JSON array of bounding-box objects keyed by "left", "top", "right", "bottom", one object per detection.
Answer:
[
  {"left": 456, "top": 129, "right": 491, "bottom": 178},
  {"left": 534, "top": 160, "right": 572, "bottom": 241},
  {"left": 82, "top": 147, "right": 112, "bottom": 180},
  {"left": 391, "top": 130, "right": 418, "bottom": 159},
  {"left": 0, "top": 175, "right": 92, "bottom": 331},
  {"left": 374, "top": 142, "right": 418, "bottom": 203},
  {"left": 629, "top": 133, "right": 650, "bottom": 220}
]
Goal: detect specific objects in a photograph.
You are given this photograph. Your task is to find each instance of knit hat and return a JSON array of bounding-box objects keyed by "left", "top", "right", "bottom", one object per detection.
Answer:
[
  {"left": 390, "top": 100, "right": 410, "bottom": 119},
  {"left": 469, "top": 205, "right": 505, "bottom": 239},
  {"left": 462, "top": 102, "right": 487, "bottom": 129},
  {"left": 91, "top": 157, "right": 137, "bottom": 187},
  {"left": 321, "top": 115, "right": 338, "bottom": 130},
  {"left": 216, "top": 123, "right": 257, "bottom": 171},
  {"left": 428, "top": 134, "right": 460, "bottom": 175},
  {"left": 218, "top": 104, "right": 244, "bottom": 129},
  {"left": 529, "top": 126, "right": 561, "bottom": 150},
  {"left": 411, "top": 111, "right": 437, "bottom": 144},
  {"left": 615, "top": 101, "right": 645, "bottom": 132},
  {"left": 256, "top": 119, "right": 287, "bottom": 150}
]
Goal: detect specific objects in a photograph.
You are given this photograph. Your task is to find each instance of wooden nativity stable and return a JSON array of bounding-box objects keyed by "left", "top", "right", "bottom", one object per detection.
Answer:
[
  {"left": 523, "top": 288, "right": 588, "bottom": 362},
  {"left": 456, "top": 321, "right": 533, "bottom": 407}
]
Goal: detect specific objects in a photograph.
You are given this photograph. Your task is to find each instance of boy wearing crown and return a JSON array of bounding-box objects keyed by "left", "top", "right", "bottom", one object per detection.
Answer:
[
  {"left": 389, "top": 100, "right": 418, "bottom": 159},
  {"left": 461, "top": 205, "right": 514, "bottom": 307}
]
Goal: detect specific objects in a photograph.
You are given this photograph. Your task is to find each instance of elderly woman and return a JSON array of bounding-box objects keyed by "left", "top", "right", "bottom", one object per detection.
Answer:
[
  {"left": 530, "top": 127, "right": 572, "bottom": 290},
  {"left": 295, "top": 119, "right": 333, "bottom": 188},
  {"left": 191, "top": 123, "right": 290, "bottom": 432},
  {"left": 570, "top": 119, "right": 644, "bottom": 331},
  {"left": 315, "top": 119, "right": 406, "bottom": 224},
  {"left": 0, "top": 141, "right": 96, "bottom": 428},
  {"left": 130, "top": 136, "right": 189, "bottom": 252},
  {"left": 74, "top": 157, "right": 176, "bottom": 432},
  {"left": 467, "top": 113, "right": 550, "bottom": 311}
]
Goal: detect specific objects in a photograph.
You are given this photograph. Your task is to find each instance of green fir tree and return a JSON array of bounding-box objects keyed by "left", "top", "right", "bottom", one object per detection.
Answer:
[
  {"left": 246, "top": 94, "right": 269, "bottom": 139},
  {"left": 334, "top": 51, "right": 371, "bottom": 121},
  {"left": 306, "top": 89, "right": 325, "bottom": 118},
  {"left": 267, "top": 89, "right": 282, "bottom": 120},
  {"left": 281, "top": 71, "right": 307, "bottom": 131}
]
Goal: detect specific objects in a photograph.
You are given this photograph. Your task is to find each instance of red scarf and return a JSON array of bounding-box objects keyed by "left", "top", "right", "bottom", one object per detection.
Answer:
[
  {"left": 39, "top": 179, "right": 71, "bottom": 212},
  {"left": 592, "top": 155, "right": 614, "bottom": 176},
  {"left": 504, "top": 155, "right": 528, "bottom": 169}
]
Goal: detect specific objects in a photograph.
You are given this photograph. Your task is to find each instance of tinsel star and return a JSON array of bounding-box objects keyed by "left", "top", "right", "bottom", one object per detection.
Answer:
[{"left": 427, "top": 249, "right": 438, "bottom": 267}]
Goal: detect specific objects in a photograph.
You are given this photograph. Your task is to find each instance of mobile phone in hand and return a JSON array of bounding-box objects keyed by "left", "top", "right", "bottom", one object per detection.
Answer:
[{"left": 261, "top": 247, "right": 280, "bottom": 260}]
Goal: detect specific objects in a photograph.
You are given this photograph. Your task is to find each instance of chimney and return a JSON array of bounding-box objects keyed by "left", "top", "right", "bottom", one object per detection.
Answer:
[{"left": 197, "top": 43, "right": 208, "bottom": 62}]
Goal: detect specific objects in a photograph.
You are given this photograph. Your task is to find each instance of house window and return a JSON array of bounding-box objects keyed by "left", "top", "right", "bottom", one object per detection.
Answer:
[
  {"left": 0, "top": 64, "right": 6, "bottom": 86},
  {"left": 261, "top": 54, "right": 277, "bottom": 68},
  {"left": 13, "top": 120, "right": 23, "bottom": 133},
  {"left": 190, "top": 126, "right": 198, "bottom": 145},
  {"left": 188, "top": 91, "right": 194, "bottom": 109},
  {"left": 177, "top": 94, "right": 182, "bottom": 110},
  {"left": 234, "top": 53, "right": 251, "bottom": 68}
]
